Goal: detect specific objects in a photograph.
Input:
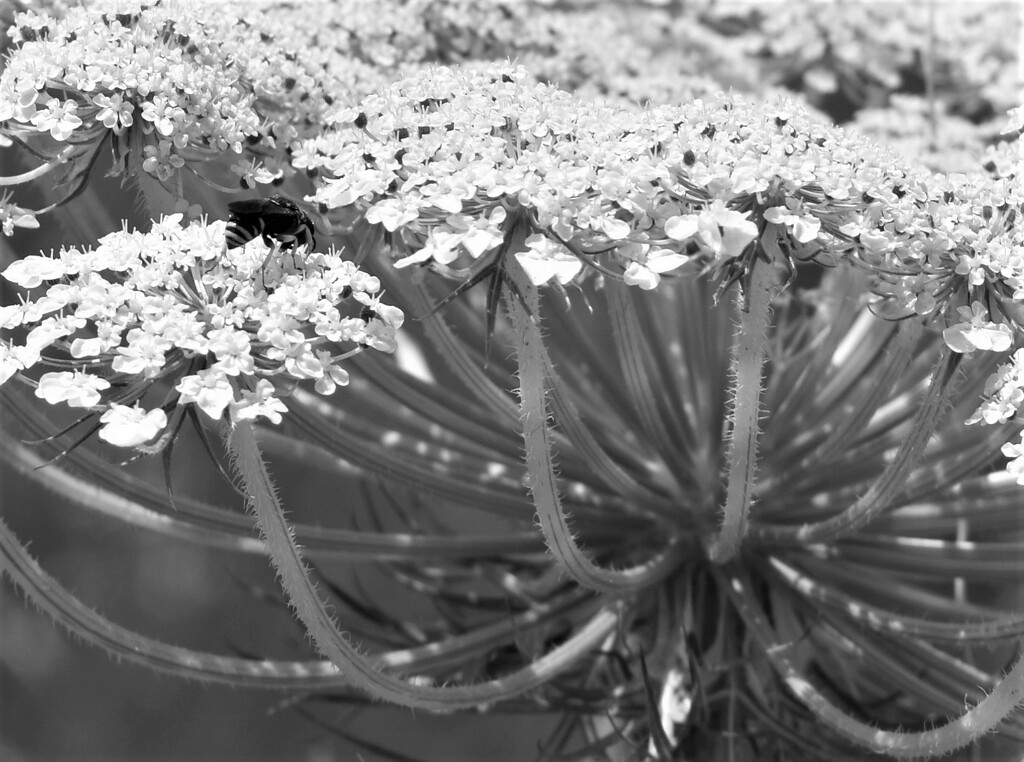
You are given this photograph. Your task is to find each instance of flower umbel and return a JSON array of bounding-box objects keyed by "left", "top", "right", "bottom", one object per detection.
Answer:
[
  {"left": 1, "top": 5, "right": 1024, "bottom": 762},
  {"left": 0, "top": 214, "right": 401, "bottom": 448}
]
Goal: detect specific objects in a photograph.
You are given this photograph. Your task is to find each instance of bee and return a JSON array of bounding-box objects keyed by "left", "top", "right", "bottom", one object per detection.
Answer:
[{"left": 224, "top": 195, "right": 316, "bottom": 252}]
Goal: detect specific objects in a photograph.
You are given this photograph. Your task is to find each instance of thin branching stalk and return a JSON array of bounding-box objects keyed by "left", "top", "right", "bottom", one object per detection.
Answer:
[
  {"left": 722, "top": 566, "right": 1024, "bottom": 757},
  {"left": 0, "top": 149, "right": 73, "bottom": 185}
]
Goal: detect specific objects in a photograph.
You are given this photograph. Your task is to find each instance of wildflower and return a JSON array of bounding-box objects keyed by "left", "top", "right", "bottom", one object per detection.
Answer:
[
  {"left": 0, "top": 214, "right": 401, "bottom": 449},
  {"left": 308, "top": 63, "right": 911, "bottom": 304},
  {"left": 693, "top": 199, "right": 760, "bottom": 262},
  {"left": 97, "top": 404, "right": 169, "bottom": 447},
  {"left": 34, "top": 370, "right": 110, "bottom": 407},
  {"left": 621, "top": 245, "right": 689, "bottom": 290},
  {"left": 0, "top": 0, "right": 383, "bottom": 222},
  {"left": 29, "top": 98, "right": 83, "bottom": 141},
  {"left": 763, "top": 200, "right": 822, "bottom": 243},
  {"left": 967, "top": 347, "right": 1024, "bottom": 428},
  {"left": 2, "top": 9, "right": 1024, "bottom": 762},
  {"left": 943, "top": 302, "right": 1014, "bottom": 354},
  {"left": 515, "top": 234, "right": 583, "bottom": 286},
  {"left": 293, "top": 60, "right": 1024, "bottom": 759}
]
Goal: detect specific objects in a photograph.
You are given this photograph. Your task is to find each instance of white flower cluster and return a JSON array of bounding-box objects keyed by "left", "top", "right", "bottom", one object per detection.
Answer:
[
  {"left": 830, "top": 160, "right": 1024, "bottom": 476},
  {"left": 309, "top": 64, "right": 905, "bottom": 292},
  {"left": 303, "top": 62, "right": 1024, "bottom": 480},
  {"left": 862, "top": 141, "right": 1024, "bottom": 479},
  {"left": 0, "top": 215, "right": 402, "bottom": 447},
  {"left": 2, "top": 2, "right": 261, "bottom": 180},
  {"left": 0, "top": 0, "right": 393, "bottom": 216}
]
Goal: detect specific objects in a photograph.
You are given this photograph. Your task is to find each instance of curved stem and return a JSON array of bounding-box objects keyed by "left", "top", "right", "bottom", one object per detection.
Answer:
[
  {"left": 0, "top": 513, "right": 344, "bottom": 688},
  {"left": 226, "top": 419, "right": 620, "bottom": 710},
  {"left": 768, "top": 557, "right": 1024, "bottom": 641},
  {"left": 607, "top": 281, "right": 688, "bottom": 483},
  {"left": 0, "top": 147, "right": 73, "bottom": 186},
  {"left": 506, "top": 259, "right": 684, "bottom": 593},
  {"left": 722, "top": 566, "right": 1024, "bottom": 758},
  {"left": 752, "top": 347, "right": 961, "bottom": 546},
  {"left": 540, "top": 334, "right": 678, "bottom": 515},
  {"left": 0, "top": 507, "right": 600, "bottom": 690}
]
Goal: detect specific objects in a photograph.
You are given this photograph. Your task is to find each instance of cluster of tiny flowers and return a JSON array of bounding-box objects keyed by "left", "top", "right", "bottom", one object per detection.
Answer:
[
  {"left": 2, "top": 2, "right": 257, "bottom": 189},
  {"left": 838, "top": 152, "right": 1024, "bottom": 455},
  {"left": 414, "top": 0, "right": 561, "bottom": 63},
  {"left": 982, "top": 137, "right": 1022, "bottom": 181},
  {"left": 308, "top": 63, "right": 921, "bottom": 292},
  {"left": 851, "top": 118, "right": 1024, "bottom": 476},
  {"left": 956, "top": 150, "right": 1024, "bottom": 478},
  {"left": 852, "top": 167, "right": 1018, "bottom": 309},
  {"left": 230, "top": 1, "right": 424, "bottom": 153},
  {"left": 0, "top": 0, "right": 389, "bottom": 222},
  {"left": 304, "top": 62, "right": 1024, "bottom": 479},
  {"left": 0, "top": 215, "right": 402, "bottom": 448},
  {"left": 255, "top": 1, "right": 733, "bottom": 111}
]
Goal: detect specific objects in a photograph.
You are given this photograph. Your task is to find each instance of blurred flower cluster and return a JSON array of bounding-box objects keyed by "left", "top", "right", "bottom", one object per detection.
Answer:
[{"left": 1, "top": 1, "right": 1023, "bottom": 761}]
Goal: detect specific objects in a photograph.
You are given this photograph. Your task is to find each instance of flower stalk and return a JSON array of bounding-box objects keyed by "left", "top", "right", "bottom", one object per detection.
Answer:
[
  {"left": 226, "top": 417, "right": 621, "bottom": 710},
  {"left": 723, "top": 566, "right": 1024, "bottom": 758},
  {"left": 507, "top": 252, "right": 683, "bottom": 593},
  {"left": 709, "top": 247, "right": 775, "bottom": 562}
]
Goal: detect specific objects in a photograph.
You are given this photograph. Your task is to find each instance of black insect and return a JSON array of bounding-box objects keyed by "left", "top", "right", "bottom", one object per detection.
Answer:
[{"left": 224, "top": 195, "right": 316, "bottom": 252}]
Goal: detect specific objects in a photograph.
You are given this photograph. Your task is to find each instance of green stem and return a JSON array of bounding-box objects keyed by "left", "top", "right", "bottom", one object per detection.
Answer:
[
  {"left": 0, "top": 496, "right": 601, "bottom": 692},
  {"left": 722, "top": 567, "right": 1024, "bottom": 757},
  {"left": 0, "top": 149, "right": 72, "bottom": 185},
  {"left": 506, "top": 258, "right": 683, "bottom": 593},
  {"left": 708, "top": 254, "right": 774, "bottom": 563},
  {"left": 0, "top": 513, "right": 346, "bottom": 688},
  {"left": 225, "top": 419, "right": 619, "bottom": 710},
  {"left": 751, "top": 347, "right": 961, "bottom": 546}
]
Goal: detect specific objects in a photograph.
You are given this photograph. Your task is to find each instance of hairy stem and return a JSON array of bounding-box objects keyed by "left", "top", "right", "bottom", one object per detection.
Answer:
[
  {"left": 723, "top": 567, "right": 1024, "bottom": 757},
  {"left": 507, "top": 257, "right": 683, "bottom": 593},
  {"left": 709, "top": 253, "right": 774, "bottom": 563},
  {"left": 225, "top": 419, "right": 619, "bottom": 710},
  {"left": 752, "top": 346, "right": 961, "bottom": 546}
]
